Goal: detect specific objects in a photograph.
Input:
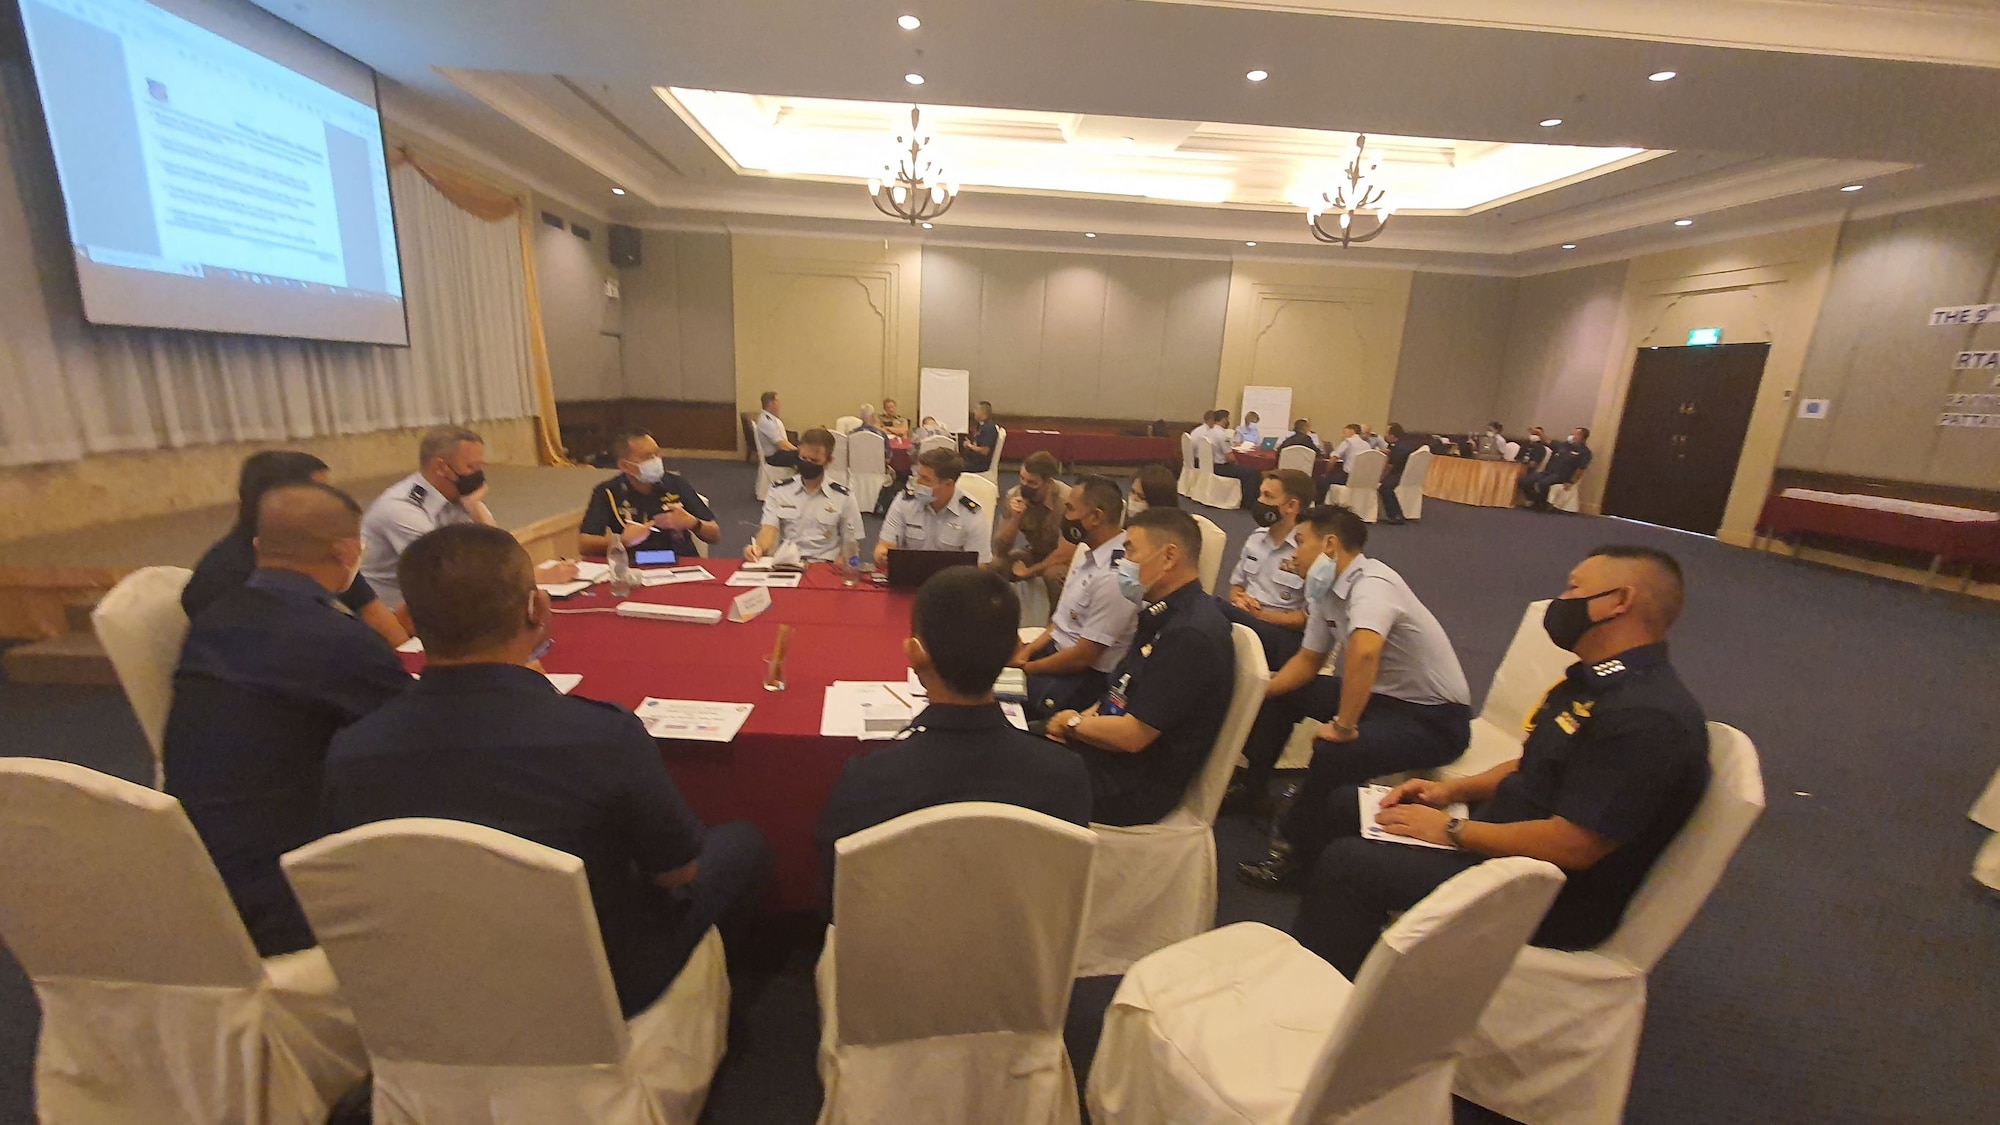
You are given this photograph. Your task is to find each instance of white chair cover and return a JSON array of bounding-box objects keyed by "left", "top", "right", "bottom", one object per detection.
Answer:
[
  {"left": 1971, "top": 769, "right": 2000, "bottom": 888},
  {"left": 847, "top": 430, "right": 889, "bottom": 509},
  {"left": 1397, "top": 447, "right": 1434, "bottom": 522},
  {"left": 1278, "top": 445, "right": 1318, "bottom": 475},
  {"left": 919, "top": 433, "right": 957, "bottom": 457},
  {"left": 1501, "top": 439, "right": 1521, "bottom": 462},
  {"left": 1327, "top": 449, "right": 1387, "bottom": 522},
  {"left": 982, "top": 426, "right": 1008, "bottom": 486},
  {"left": 817, "top": 803, "right": 1095, "bottom": 1125},
  {"left": 0, "top": 757, "right": 366, "bottom": 1124},
  {"left": 957, "top": 474, "right": 999, "bottom": 553},
  {"left": 92, "top": 565, "right": 193, "bottom": 788},
  {"left": 1549, "top": 479, "right": 1583, "bottom": 512},
  {"left": 830, "top": 430, "right": 852, "bottom": 491},
  {"left": 1454, "top": 723, "right": 1766, "bottom": 1125},
  {"left": 1190, "top": 513, "right": 1227, "bottom": 595},
  {"left": 755, "top": 461, "right": 789, "bottom": 501},
  {"left": 834, "top": 415, "right": 863, "bottom": 435},
  {"left": 1178, "top": 433, "right": 1198, "bottom": 496},
  {"left": 1434, "top": 601, "right": 1571, "bottom": 780},
  {"left": 692, "top": 494, "right": 713, "bottom": 558},
  {"left": 1089, "top": 857, "right": 1565, "bottom": 1125},
  {"left": 1077, "top": 625, "right": 1267, "bottom": 977},
  {"left": 1189, "top": 436, "right": 1241, "bottom": 510},
  {"left": 282, "top": 818, "right": 729, "bottom": 1125}
]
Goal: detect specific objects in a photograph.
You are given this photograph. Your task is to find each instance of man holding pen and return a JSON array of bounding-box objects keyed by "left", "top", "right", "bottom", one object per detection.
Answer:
[{"left": 579, "top": 431, "right": 721, "bottom": 559}]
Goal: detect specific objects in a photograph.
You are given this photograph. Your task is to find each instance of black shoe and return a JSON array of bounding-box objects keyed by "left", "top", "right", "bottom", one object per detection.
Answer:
[
  {"left": 1380, "top": 516, "right": 1407, "bottom": 525},
  {"left": 1236, "top": 850, "right": 1303, "bottom": 890}
]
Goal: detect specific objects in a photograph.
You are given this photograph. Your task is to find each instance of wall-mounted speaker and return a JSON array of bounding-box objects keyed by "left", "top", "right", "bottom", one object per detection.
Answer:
[{"left": 609, "top": 224, "right": 642, "bottom": 269}]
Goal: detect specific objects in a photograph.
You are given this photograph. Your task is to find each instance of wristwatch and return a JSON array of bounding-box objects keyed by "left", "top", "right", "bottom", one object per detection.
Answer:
[
  {"left": 1444, "top": 816, "right": 1467, "bottom": 849},
  {"left": 1064, "top": 714, "right": 1085, "bottom": 739},
  {"left": 1328, "top": 717, "right": 1358, "bottom": 737}
]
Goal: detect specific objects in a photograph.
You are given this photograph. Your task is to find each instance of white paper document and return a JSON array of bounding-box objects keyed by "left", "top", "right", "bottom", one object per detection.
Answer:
[
  {"left": 727, "top": 570, "right": 803, "bottom": 588},
  {"left": 824, "top": 681, "right": 1027, "bottom": 738},
  {"left": 396, "top": 636, "right": 423, "bottom": 654},
  {"left": 1358, "top": 785, "right": 1468, "bottom": 851},
  {"left": 637, "top": 698, "right": 754, "bottom": 743},
  {"left": 544, "top": 673, "right": 582, "bottom": 695},
  {"left": 639, "top": 565, "right": 714, "bottom": 586},
  {"left": 538, "top": 580, "right": 593, "bottom": 598},
  {"left": 573, "top": 561, "right": 611, "bottom": 583}
]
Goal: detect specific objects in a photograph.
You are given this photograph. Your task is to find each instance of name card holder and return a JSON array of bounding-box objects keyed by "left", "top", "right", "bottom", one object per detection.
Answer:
[{"left": 728, "top": 586, "right": 773, "bottom": 623}]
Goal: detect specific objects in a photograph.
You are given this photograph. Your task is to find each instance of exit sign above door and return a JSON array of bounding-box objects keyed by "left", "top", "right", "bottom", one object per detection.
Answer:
[{"left": 1687, "top": 327, "right": 1723, "bottom": 346}]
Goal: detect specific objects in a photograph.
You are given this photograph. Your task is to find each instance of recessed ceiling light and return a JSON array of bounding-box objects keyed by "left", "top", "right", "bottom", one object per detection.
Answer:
[
  {"left": 1539, "top": 118, "right": 1563, "bottom": 128},
  {"left": 921, "top": 222, "right": 933, "bottom": 229},
  {"left": 610, "top": 187, "right": 626, "bottom": 195},
  {"left": 1840, "top": 183, "right": 1865, "bottom": 192},
  {"left": 1084, "top": 232, "right": 1096, "bottom": 238},
  {"left": 1673, "top": 218, "right": 1694, "bottom": 226},
  {"left": 1561, "top": 243, "right": 1577, "bottom": 249},
  {"left": 904, "top": 73, "right": 925, "bottom": 85},
  {"left": 897, "top": 14, "right": 921, "bottom": 30},
  {"left": 1244, "top": 241, "right": 1257, "bottom": 247},
  {"left": 1648, "top": 70, "right": 1677, "bottom": 82},
  {"left": 1245, "top": 69, "right": 1269, "bottom": 82}
]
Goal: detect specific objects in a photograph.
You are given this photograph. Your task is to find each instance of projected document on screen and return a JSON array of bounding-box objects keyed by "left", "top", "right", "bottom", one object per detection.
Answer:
[{"left": 18, "top": 0, "right": 409, "bottom": 344}]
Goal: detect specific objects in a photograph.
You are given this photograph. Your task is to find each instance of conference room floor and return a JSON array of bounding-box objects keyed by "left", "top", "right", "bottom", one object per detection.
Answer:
[{"left": 2, "top": 457, "right": 1996, "bottom": 1125}]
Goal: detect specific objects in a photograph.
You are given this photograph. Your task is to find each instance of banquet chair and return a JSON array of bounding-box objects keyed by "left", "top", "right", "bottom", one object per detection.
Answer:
[
  {"left": 283, "top": 818, "right": 730, "bottom": 1125},
  {"left": 1178, "top": 433, "right": 1197, "bottom": 496},
  {"left": 1190, "top": 513, "right": 1226, "bottom": 595},
  {"left": 847, "top": 430, "right": 889, "bottom": 510},
  {"left": 1076, "top": 624, "right": 1267, "bottom": 977},
  {"left": 1549, "top": 472, "right": 1585, "bottom": 513},
  {"left": 1431, "top": 600, "right": 1571, "bottom": 780},
  {"left": 1278, "top": 444, "right": 1318, "bottom": 475},
  {"left": 1972, "top": 768, "right": 2000, "bottom": 889},
  {"left": 834, "top": 415, "right": 863, "bottom": 435},
  {"left": 1396, "top": 447, "right": 1435, "bottom": 522},
  {"left": 980, "top": 426, "right": 1009, "bottom": 487},
  {"left": 92, "top": 564, "right": 194, "bottom": 788},
  {"left": 1454, "top": 724, "right": 1765, "bottom": 1125},
  {"left": 1327, "top": 449, "right": 1387, "bottom": 522},
  {"left": 919, "top": 433, "right": 957, "bottom": 457},
  {"left": 693, "top": 494, "right": 713, "bottom": 557},
  {"left": 1188, "top": 437, "right": 1241, "bottom": 510},
  {"left": 755, "top": 461, "right": 789, "bottom": 501},
  {"left": 818, "top": 803, "right": 1095, "bottom": 1125},
  {"left": 829, "top": 430, "right": 852, "bottom": 492},
  {"left": 0, "top": 757, "right": 367, "bottom": 1124},
  {"left": 1089, "top": 858, "right": 1565, "bottom": 1125},
  {"left": 956, "top": 473, "right": 999, "bottom": 551}
]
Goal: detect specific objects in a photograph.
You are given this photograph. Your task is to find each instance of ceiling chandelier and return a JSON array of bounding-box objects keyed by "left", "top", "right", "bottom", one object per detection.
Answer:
[
  {"left": 1306, "top": 134, "right": 1394, "bottom": 247},
  {"left": 869, "top": 106, "right": 958, "bottom": 225}
]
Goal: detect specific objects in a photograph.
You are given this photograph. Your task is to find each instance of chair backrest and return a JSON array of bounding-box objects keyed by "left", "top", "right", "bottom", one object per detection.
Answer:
[
  {"left": 1180, "top": 432, "right": 1194, "bottom": 464},
  {"left": 92, "top": 566, "right": 195, "bottom": 775},
  {"left": 1478, "top": 600, "right": 1572, "bottom": 733},
  {"left": 1501, "top": 439, "right": 1521, "bottom": 462},
  {"left": 1295, "top": 857, "right": 1565, "bottom": 1123},
  {"left": 956, "top": 474, "right": 999, "bottom": 547},
  {"left": 830, "top": 430, "right": 852, "bottom": 480},
  {"left": 283, "top": 818, "right": 630, "bottom": 1066},
  {"left": 1190, "top": 513, "right": 1227, "bottom": 594},
  {"left": 1278, "top": 445, "right": 1317, "bottom": 474},
  {"left": 834, "top": 415, "right": 863, "bottom": 435},
  {"left": 1599, "top": 723, "right": 1765, "bottom": 970},
  {"left": 830, "top": 802, "right": 1094, "bottom": 1046},
  {"left": 0, "top": 757, "right": 262, "bottom": 987},
  {"left": 1400, "top": 446, "right": 1434, "bottom": 490},
  {"left": 1192, "top": 435, "right": 1218, "bottom": 474},
  {"left": 1172, "top": 624, "right": 1271, "bottom": 827},
  {"left": 1343, "top": 448, "right": 1388, "bottom": 492},
  {"left": 982, "top": 427, "right": 1008, "bottom": 483},
  {"left": 847, "top": 429, "right": 888, "bottom": 474},
  {"left": 919, "top": 433, "right": 956, "bottom": 456}
]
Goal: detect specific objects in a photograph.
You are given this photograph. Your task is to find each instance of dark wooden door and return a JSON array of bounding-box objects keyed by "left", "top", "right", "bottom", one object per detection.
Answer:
[{"left": 1601, "top": 342, "right": 1770, "bottom": 535}]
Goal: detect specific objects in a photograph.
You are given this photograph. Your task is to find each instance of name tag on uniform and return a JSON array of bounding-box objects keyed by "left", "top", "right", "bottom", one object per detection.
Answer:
[{"left": 1554, "top": 711, "right": 1580, "bottom": 735}]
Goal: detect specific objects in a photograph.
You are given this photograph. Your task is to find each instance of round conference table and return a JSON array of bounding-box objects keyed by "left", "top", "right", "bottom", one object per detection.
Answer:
[{"left": 401, "top": 560, "right": 913, "bottom": 912}]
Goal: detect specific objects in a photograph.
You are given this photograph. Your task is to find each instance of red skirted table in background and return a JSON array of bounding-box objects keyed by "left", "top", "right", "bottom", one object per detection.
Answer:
[
  {"left": 1755, "top": 489, "right": 2000, "bottom": 593},
  {"left": 401, "top": 560, "right": 915, "bottom": 911}
]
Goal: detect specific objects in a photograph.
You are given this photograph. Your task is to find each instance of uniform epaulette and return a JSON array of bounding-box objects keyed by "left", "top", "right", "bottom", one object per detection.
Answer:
[
  {"left": 958, "top": 494, "right": 981, "bottom": 513},
  {"left": 404, "top": 483, "right": 429, "bottom": 506},
  {"left": 1588, "top": 658, "right": 1628, "bottom": 679},
  {"left": 828, "top": 482, "right": 850, "bottom": 495}
]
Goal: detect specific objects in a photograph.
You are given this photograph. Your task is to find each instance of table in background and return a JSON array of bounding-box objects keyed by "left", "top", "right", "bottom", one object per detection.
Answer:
[
  {"left": 1060, "top": 432, "right": 1180, "bottom": 467},
  {"left": 1755, "top": 489, "right": 2000, "bottom": 593},
  {"left": 1422, "top": 457, "right": 1523, "bottom": 508},
  {"left": 1236, "top": 448, "right": 1333, "bottom": 478},
  {"left": 887, "top": 437, "right": 911, "bottom": 474},
  {"left": 401, "top": 560, "right": 913, "bottom": 911}
]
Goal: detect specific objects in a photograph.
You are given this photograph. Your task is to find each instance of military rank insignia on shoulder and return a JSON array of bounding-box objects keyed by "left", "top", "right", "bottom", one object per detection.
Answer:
[
  {"left": 405, "top": 483, "right": 428, "bottom": 505},
  {"left": 1590, "top": 659, "right": 1627, "bottom": 679},
  {"left": 829, "top": 482, "right": 850, "bottom": 495},
  {"left": 959, "top": 494, "right": 981, "bottom": 512}
]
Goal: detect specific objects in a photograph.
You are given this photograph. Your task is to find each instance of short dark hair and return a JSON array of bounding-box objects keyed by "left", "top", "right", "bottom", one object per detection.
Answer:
[
  {"left": 1293, "top": 418, "right": 1311, "bottom": 433},
  {"left": 1128, "top": 507, "right": 1201, "bottom": 560},
  {"left": 917, "top": 447, "right": 965, "bottom": 481},
  {"left": 798, "top": 427, "right": 836, "bottom": 455},
  {"left": 1489, "top": 421, "right": 1504, "bottom": 432},
  {"left": 398, "top": 524, "right": 535, "bottom": 660},
  {"left": 911, "top": 567, "right": 1019, "bottom": 696},
  {"left": 612, "top": 430, "right": 653, "bottom": 461},
  {"left": 1022, "top": 451, "right": 1060, "bottom": 480},
  {"left": 1076, "top": 474, "right": 1126, "bottom": 525},
  {"left": 1588, "top": 544, "right": 1684, "bottom": 623},
  {"left": 977, "top": 400, "right": 993, "bottom": 413},
  {"left": 235, "top": 450, "right": 328, "bottom": 532},
  {"left": 760, "top": 391, "right": 779, "bottom": 409},
  {"left": 1386, "top": 422, "right": 1405, "bottom": 438},
  {"left": 1264, "top": 468, "right": 1315, "bottom": 508},
  {"left": 1344, "top": 423, "right": 1361, "bottom": 435},
  {"left": 1134, "top": 464, "right": 1179, "bottom": 509},
  {"left": 1575, "top": 426, "right": 1591, "bottom": 440},
  {"left": 1302, "top": 504, "right": 1368, "bottom": 553}
]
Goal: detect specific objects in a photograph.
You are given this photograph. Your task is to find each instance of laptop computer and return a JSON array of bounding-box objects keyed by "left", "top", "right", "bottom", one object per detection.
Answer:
[{"left": 885, "top": 549, "right": 979, "bottom": 589}]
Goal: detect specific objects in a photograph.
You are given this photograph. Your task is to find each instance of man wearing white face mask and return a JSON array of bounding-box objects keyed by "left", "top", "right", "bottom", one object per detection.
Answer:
[
  {"left": 1041, "top": 507, "right": 1236, "bottom": 827},
  {"left": 579, "top": 430, "right": 721, "bottom": 560},
  {"left": 1237, "top": 504, "right": 1471, "bottom": 888}
]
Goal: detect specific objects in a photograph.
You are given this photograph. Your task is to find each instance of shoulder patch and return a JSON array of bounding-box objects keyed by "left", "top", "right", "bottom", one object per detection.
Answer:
[
  {"left": 828, "top": 482, "right": 850, "bottom": 495},
  {"left": 958, "top": 494, "right": 981, "bottom": 513},
  {"left": 404, "top": 483, "right": 429, "bottom": 506}
]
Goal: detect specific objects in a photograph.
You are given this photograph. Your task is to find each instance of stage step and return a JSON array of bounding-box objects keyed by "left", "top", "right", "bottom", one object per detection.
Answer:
[{"left": 3, "top": 631, "right": 117, "bottom": 687}]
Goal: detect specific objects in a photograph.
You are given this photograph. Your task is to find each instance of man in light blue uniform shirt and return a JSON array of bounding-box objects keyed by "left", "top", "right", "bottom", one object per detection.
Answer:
[
  {"left": 1327, "top": 424, "right": 1372, "bottom": 486},
  {"left": 747, "top": 428, "right": 862, "bottom": 563},
  {"left": 1012, "top": 476, "right": 1139, "bottom": 719},
  {"left": 359, "top": 425, "right": 496, "bottom": 609},
  {"left": 1222, "top": 468, "right": 1314, "bottom": 669},
  {"left": 1237, "top": 411, "right": 1263, "bottom": 447},
  {"left": 874, "top": 448, "right": 990, "bottom": 568},
  {"left": 753, "top": 390, "right": 799, "bottom": 469}
]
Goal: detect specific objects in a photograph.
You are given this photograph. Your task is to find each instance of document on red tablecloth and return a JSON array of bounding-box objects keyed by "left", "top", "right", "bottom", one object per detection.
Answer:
[
  {"left": 639, "top": 565, "right": 716, "bottom": 586},
  {"left": 637, "top": 699, "right": 754, "bottom": 743},
  {"left": 1358, "top": 785, "right": 1469, "bottom": 851},
  {"left": 727, "top": 569, "right": 803, "bottom": 588}
]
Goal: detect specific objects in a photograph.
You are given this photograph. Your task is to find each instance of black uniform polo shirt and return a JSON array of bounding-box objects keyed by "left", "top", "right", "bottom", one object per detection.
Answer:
[
  {"left": 964, "top": 419, "right": 1000, "bottom": 473},
  {"left": 1478, "top": 641, "right": 1709, "bottom": 949},
  {"left": 1080, "top": 578, "right": 1236, "bottom": 827},
  {"left": 814, "top": 701, "right": 1093, "bottom": 909},
  {"left": 319, "top": 663, "right": 707, "bottom": 1017},
  {"left": 1545, "top": 441, "right": 1594, "bottom": 480},
  {"left": 579, "top": 472, "right": 716, "bottom": 559}
]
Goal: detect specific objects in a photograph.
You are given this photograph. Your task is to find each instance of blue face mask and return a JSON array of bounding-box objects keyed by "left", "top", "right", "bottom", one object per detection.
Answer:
[
  {"left": 1115, "top": 557, "right": 1147, "bottom": 604},
  {"left": 909, "top": 483, "right": 934, "bottom": 504},
  {"left": 1304, "top": 553, "right": 1339, "bottom": 602}
]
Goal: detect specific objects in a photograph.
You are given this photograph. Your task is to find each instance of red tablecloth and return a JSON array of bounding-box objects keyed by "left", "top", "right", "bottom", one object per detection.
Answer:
[
  {"left": 401, "top": 560, "right": 913, "bottom": 911},
  {"left": 1757, "top": 495, "right": 2000, "bottom": 566}
]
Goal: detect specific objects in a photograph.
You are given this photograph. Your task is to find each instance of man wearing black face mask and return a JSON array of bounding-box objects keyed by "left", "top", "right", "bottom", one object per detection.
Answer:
[
  {"left": 1285, "top": 545, "right": 1710, "bottom": 980},
  {"left": 988, "top": 451, "right": 1074, "bottom": 605},
  {"left": 360, "top": 425, "right": 499, "bottom": 609},
  {"left": 1010, "top": 476, "right": 1139, "bottom": 720},
  {"left": 1221, "top": 469, "right": 1313, "bottom": 669}
]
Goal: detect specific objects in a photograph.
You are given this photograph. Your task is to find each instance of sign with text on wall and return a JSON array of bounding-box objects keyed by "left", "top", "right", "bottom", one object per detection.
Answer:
[
  {"left": 1930, "top": 304, "right": 2000, "bottom": 326},
  {"left": 1686, "top": 327, "right": 1723, "bottom": 346}
]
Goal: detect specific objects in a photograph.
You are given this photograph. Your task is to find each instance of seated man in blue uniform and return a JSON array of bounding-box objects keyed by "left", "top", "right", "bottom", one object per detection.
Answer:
[
  {"left": 1041, "top": 507, "right": 1237, "bottom": 827},
  {"left": 1222, "top": 468, "right": 1313, "bottom": 670},
  {"left": 816, "top": 567, "right": 1091, "bottom": 907},
  {"left": 579, "top": 429, "right": 720, "bottom": 560},
  {"left": 1012, "top": 476, "right": 1139, "bottom": 720},
  {"left": 1291, "top": 546, "right": 1711, "bottom": 978},
  {"left": 873, "top": 447, "right": 991, "bottom": 568},
  {"left": 1519, "top": 426, "right": 1594, "bottom": 511},
  {"left": 318, "top": 524, "right": 771, "bottom": 1018},
  {"left": 164, "top": 481, "right": 410, "bottom": 955},
  {"left": 746, "top": 428, "right": 865, "bottom": 564}
]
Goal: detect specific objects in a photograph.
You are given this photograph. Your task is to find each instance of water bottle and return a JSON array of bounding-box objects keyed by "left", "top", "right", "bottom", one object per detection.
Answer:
[
  {"left": 840, "top": 538, "right": 860, "bottom": 587},
  {"left": 608, "top": 532, "right": 633, "bottom": 597}
]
